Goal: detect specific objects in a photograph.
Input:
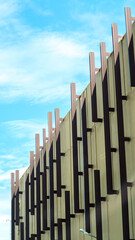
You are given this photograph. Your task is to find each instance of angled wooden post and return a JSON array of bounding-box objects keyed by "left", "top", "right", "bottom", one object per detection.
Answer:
[
  {"left": 89, "top": 52, "right": 102, "bottom": 122},
  {"left": 112, "top": 23, "right": 130, "bottom": 240},
  {"left": 125, "top": 7, "right": 135, "bottom": 86},
  {"left": 55, "top": 108, "right": 64, "bottom": 197}
]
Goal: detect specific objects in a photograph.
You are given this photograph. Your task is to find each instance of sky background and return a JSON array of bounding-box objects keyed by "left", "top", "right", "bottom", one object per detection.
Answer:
[{"left": 0, "top": 0, "right": 135, "bottom": 239}]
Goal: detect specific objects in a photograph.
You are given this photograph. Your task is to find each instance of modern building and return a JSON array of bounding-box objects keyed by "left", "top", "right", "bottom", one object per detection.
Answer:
[{"left": 11, "top": 7, "right": 135, "bottom": 240}]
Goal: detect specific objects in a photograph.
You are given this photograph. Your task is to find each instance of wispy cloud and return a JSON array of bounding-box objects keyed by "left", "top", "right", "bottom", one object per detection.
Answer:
[
  {"left": 0, "top": 167, "right": 27, "bottom": 182},
  {"left": 0, "top": 155, "right": 16, "bottom": 160},
  {"left": 3, "top": 119, "right": 46, "bottom": 139},
  {"left": 0, "top": 119, "right": 47, "bottom": 173},
  {"left": 0, "top": 31, "right": 89, "bottom": 103},
  {"left": 0, "top": 0, "right": 19, "bottom": 22},
  {"left": 23, "top": 0, "right": 52, "bottom": 16}
]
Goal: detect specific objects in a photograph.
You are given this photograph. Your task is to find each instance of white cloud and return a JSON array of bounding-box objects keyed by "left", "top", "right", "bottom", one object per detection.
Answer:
[
  {"left": 3, "top": 119, "right": 47, "bottom": 139},
  {"left": 0, "top": 155, "right": 16, "bottom": 160},
  {"left": 0, "top": 167, "right": 27, "bottom": 181},
  {"left": 0, "top": 31, "right": 89, "bottom": 103},
  {"left": 0, "top": 0, "right": 18, "bottom": 19}
]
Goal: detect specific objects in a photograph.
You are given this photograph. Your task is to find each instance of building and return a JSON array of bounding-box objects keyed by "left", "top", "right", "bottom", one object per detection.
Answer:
[{"left": 11, "top": 7, "right": 135, "bottom": 240}]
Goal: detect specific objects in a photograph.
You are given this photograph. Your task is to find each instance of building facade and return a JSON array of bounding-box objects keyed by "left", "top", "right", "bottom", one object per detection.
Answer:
[{"left": 11, "top": 7, "right": 135, "bottom": 240}]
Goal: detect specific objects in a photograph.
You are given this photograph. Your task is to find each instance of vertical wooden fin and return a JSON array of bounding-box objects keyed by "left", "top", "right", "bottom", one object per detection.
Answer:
[{"left": 89, "top": 52, "right": 98, "bottom": 122}]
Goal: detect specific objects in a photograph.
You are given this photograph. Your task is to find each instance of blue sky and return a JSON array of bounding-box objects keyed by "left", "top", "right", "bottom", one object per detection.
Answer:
[{"left": 0, "top": 0, "right": 135, "bottom": 239}]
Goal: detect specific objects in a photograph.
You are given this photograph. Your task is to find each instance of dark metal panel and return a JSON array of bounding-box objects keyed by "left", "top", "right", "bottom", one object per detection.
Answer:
[
  {"left": 125, "top": 7, "right": 135, "bottom": 86},
  {"left": 100, "top": 42, "right": 115, "bottom": 194},
  {"left": 71, "top": 83, "right": 79, "bottom": 213},
  {"left": 58, "top": 219, "right": 63, "bottom": 240},
  {"left": 42, "top": 129, "right": 48, "bottom": 230},
  {"left": 35, "top": 134, "right": 41, "bottom": 240},
  {"left": 94, "top": 170, "right": 102, "bottom": 240},
  {"left": 31, "top": 235, "right": 35, "bottom": 240},
  {"left": 89, "top": 52, "right": 98, "bottom": 122},
  {"left": 15, "top": 170, "right": 19, "bottom": 226},
  {"left": 11, "top": 173, "right": 15, "bottom": 240},
  {"left": 112, "top": 23, "right": 130, "bottom": 240},
  {"left": 20, "top": 222, "right": 24, "bottom": 240},
  {"left": 55, "top": 108, "right": 62, "bottom": 197},
  {"left": 81, "top": 97, "right": 90, "bottom": 233},
  {"left": 30, "top": 151, "right": 34, "bottom": 215},
  {"left": 65, "top": 191, "right": 71, "bottom": 240},
  {"left": 25, "top": 173, "right": 29, "bottom": 240},
  {"left": 48, "top": 112, "right": 55, "bottom": 240}
]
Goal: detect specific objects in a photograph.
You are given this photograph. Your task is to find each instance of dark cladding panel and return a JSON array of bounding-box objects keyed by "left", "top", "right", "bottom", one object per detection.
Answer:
[
  {"left": 81, "top": 97, "right": 90, "bottom": 233},
  {"left": 30, "top": 151, "right": 34, "bottom": 215},
  {"left": 25, "top": 173, "right": 29, "bottom": 240},
  {"left": 71, "top": 83, "right": 79, "bottom": 213},
  {"left": 94, "top": 170, "right": 103, "bottom": 240},
  {"left": 65, "top": 191, "right": 71, "bottom": 240},
  {"left": 112, "top": 23, "right": 130, "bottom": 240},
  {"left": 58, "top": 219, "right": 62, "bottom": 240},
  {"left": 100, "top": 42, "right": 114, "bottom": 194},
  {"left": 20, "top": 222, "right": 24, "bottom": 240},
  {"left": 35, "top": 134, "right": 41, "bottom": 240}
]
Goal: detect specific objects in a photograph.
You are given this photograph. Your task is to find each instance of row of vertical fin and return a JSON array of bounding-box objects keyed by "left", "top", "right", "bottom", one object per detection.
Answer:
[{"left": 11, "top": 7, "right": 135, "bottom": 240}]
